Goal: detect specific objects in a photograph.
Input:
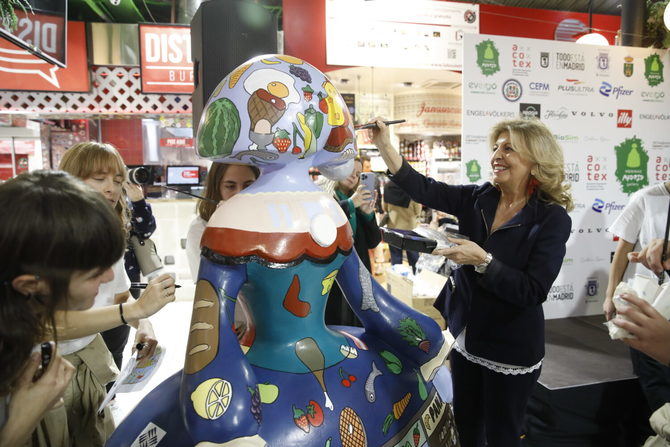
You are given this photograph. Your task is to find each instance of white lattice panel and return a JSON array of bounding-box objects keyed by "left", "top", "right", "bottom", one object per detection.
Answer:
[{"left": 0, "top": 66, "right": 191, "bottom": 116}]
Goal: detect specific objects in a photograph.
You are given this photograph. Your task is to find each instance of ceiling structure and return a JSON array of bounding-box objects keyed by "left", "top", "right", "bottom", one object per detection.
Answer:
[
  {"left": 470, "top": 0, "right": 622, "bottom": 15},
  {"left": 66, "top": 0, "right": 626, "bottom": 26}
]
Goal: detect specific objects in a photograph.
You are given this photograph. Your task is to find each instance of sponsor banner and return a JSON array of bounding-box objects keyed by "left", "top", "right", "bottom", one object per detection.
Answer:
[
  {"left": 139, "top": 24, "right": 193, "bottom": 94},
  {"left": 0, "top": 21, "right": 89, "bottom": 92},
  {"left": 463, "top": 34, "right": 670, "bottom": 318},
  {"left": 326, "top": 0, "right": 479, "bottom": 70}
]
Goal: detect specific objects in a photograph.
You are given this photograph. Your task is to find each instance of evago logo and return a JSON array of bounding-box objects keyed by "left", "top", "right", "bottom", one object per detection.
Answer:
[
  {"left": 644, "top": 54, "right": 664, "bottom": 87},
  {"left": 476, "top": 40, "right": 500, "bottom": 76},
  {"left": 614, "top": 137, "right": 649, "bottom": 194}
]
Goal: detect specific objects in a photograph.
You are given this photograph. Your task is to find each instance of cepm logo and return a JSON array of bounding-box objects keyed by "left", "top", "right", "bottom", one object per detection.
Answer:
[{"left": 617, "top": 110, "right": 632, "bottom": 128}]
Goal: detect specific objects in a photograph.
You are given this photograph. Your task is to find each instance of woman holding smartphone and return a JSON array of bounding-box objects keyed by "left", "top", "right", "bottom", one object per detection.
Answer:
[
  {"left": 326, "top": 156, "right": 382, "bottom": 326},
  {"left": 0, "top": 171, "right": 125, "bottom": 447}
]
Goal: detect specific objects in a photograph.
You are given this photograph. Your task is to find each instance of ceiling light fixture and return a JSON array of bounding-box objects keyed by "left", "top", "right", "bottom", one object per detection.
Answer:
[{"left": 576, "top": 0, "right": 609, "bottom": 46}]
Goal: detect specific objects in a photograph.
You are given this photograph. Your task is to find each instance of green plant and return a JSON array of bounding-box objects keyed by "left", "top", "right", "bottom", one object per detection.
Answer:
[
  {"left": 0, "top": 0, "right": 33, "bottom": 31},
  {"left": 645, "top": 0, "right": 670, "bottom": 48}
]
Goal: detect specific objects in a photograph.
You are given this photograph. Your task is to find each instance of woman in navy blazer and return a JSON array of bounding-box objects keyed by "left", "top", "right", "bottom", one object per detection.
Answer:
[{"left": 371, "top": 118, "right": 573, "bottom": 447}]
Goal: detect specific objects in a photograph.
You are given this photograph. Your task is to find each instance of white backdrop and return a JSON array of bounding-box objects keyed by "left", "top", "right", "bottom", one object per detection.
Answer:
[{"left": 461, "top": 33, "right": 670, "bottom": 318}]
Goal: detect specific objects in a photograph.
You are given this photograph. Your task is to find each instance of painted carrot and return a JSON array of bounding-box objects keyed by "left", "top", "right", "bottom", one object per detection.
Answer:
[
  {"left": 382, "top": 392, "right": 412, "bottom": 434},
  {"left": 393, "top": 392, "right": 412, "bottom": 420}
]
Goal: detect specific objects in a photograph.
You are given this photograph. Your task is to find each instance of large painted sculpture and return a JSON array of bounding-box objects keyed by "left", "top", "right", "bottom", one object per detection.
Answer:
[{"left": 107, "top": 55, "right": 458, "bottom": 447}]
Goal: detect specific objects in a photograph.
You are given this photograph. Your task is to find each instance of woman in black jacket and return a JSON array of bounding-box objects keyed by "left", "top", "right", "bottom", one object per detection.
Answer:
[
  {"left": 372, "top": 118, "right": 573, "bottom": 447},
  {"left": 324, "top": 156, "right": 381, "bottom": 327}
]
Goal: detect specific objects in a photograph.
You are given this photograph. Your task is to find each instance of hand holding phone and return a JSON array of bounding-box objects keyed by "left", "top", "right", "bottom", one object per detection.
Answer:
[
  {"left": 359, "top": 172, "right": 376, "bottom": 193},
  {"left": 33, "top": 342, "right": 53, "bottom": 382}
]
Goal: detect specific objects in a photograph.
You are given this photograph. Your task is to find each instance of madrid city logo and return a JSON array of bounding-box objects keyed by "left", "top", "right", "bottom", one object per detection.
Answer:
[
  {"left": 614, "top": 136, "right": 649, "bottom": 194},
  {"left": 476, "top": 40, "right": 500, "bottom": 76},
  {"left": 586, "top": 278, "right": 599, "bottom": 300},
  {"left": 540, "top": 52, "right": 550, "bottom": 68},
  {"left": 466, "top": 160, "right": 482, "bottom": 182},
  {"left": 644, "top": 54, "right": 664, "bottom": 87}
]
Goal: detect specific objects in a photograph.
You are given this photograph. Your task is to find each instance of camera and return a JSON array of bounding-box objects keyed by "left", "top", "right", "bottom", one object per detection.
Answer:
[{"left": 128, "top": 166, "right": 155, "bottom": 185}]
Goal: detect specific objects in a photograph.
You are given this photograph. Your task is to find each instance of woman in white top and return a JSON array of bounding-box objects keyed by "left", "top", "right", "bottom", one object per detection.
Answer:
[
  {"left": 57, "top": 142, "right": 176, "bottom": 447},
  {"left": 186, "top": 163, "right": 259, "bottom": 337},
  {"left": 605, "top": 181, "right": 670, "bottom": 414}
]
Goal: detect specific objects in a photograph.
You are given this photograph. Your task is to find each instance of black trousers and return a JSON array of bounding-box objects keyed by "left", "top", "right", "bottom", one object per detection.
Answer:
[
  {"left": 630, "top": 347, "right": 670, "bottom": 413},
  {"left": 451, "top": 349, "right": 541, "bottom": 447}
]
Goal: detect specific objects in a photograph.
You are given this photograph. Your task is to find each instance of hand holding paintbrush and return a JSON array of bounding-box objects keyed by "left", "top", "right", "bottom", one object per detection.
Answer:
[{"left": 366, "top": 117, "right": 405, "bottom": 174}]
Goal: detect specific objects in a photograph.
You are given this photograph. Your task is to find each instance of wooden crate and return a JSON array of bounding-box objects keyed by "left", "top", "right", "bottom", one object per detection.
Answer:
[{"left": 385, "top": 268, "right": 447, "bottom": 329}]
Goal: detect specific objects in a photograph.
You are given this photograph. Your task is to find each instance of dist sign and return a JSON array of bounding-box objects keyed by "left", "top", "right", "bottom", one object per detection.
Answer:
[{"left": 139, "top": 24, "right": 193, "bottom": 94}]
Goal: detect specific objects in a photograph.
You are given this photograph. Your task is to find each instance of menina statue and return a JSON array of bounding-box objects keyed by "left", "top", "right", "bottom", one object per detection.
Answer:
[{"left": 107, "top": 54, "right": 459, "bottom": 447}]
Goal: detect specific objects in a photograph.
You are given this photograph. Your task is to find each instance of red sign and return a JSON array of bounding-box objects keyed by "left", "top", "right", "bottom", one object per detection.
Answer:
[
  {"left": 0, "top": 154, "right": 29, "bottom": 180},
  {"left": 139, "top": 24, "right": 193, "bottom": 94},
  {"left": 11, "top": 9, "right": 66, "bottom": 64},
  {"left": 0, "top": 21, "right": 89, "bottom": 92},
  {"left": 617, "top": 109, "right": 632, "bottom": 128},
  {"left": 0, "top": 139, "right": 35, "bottom": 154},
  {"left": 160, "top": 137, "right": 194, "bottom": 148}
]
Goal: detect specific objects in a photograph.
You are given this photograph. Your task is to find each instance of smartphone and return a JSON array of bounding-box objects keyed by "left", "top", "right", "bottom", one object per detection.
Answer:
[
  {"left": 33, "top": 342, "right": 53, "bottom": 382},
  {"left": 359, "top": 172, "right": 376, "bottom": 193},
  {"left": 381, "top": 228, "right": 438, "bottom": 254}
]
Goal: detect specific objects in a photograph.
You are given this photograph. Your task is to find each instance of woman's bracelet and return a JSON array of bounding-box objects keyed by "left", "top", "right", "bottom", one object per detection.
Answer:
[{"left": 119, "top": 302, "right": 128, "bottom": 325}]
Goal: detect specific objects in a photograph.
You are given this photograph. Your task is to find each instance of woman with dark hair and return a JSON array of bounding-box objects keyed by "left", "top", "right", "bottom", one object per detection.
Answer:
[{"left": 0, "top": 171, "right": 126, "bottom": 446}]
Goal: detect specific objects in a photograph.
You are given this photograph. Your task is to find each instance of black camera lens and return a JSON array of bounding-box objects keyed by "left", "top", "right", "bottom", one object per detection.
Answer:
[{"left": 128, "top": 166, "right": 152, "bottom": 185}]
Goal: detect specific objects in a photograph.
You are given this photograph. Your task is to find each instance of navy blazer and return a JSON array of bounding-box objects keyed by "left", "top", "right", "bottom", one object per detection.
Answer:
[{"left": 391, "top": 160, "right": 571, "bottom": 366}]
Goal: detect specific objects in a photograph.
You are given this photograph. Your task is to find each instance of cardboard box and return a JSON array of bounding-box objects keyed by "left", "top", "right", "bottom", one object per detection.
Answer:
[{"left": 385, "top": 268, "right": 447, "bottom": 329}]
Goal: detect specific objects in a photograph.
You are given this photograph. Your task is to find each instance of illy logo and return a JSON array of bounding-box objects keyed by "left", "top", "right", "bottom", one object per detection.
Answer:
[{"left": 617, "top": 109, "right": 632, "bottom": 128}]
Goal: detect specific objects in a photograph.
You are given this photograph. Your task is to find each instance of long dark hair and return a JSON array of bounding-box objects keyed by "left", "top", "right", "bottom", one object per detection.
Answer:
[
  {"left": 0, "top": 171, "right": 125, "bottom": 394},
  {"left": 197, "top": 162, "right": 261, "bottom": 221}
]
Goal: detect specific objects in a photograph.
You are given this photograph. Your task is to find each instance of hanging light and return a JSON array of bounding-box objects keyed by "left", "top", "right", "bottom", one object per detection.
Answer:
[
  {"left": 664, "top": 2, "right": 670, "bottom": 31},
  {"left": 575, "top": 0, "right": 609, "bottom": 46},
  {"left": 576, "top": 32, "right": 610, "bottom": 45}
]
